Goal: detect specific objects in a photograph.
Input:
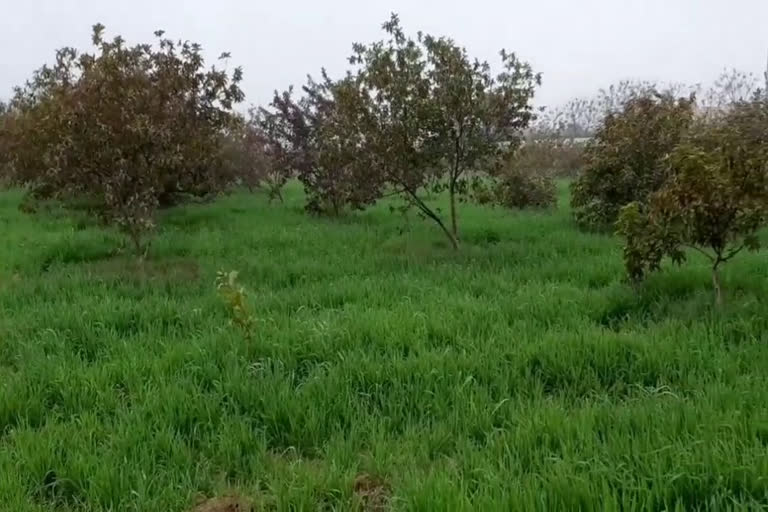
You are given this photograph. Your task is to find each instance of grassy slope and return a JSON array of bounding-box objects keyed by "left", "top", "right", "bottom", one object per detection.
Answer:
[{"left": 1, "top": 183, "right": 767, "bottom": 511}]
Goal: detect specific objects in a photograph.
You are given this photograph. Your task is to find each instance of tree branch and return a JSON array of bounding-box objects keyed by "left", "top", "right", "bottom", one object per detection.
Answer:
[{"left": 722, "top": 243, "right": 746, "bottom": 262}]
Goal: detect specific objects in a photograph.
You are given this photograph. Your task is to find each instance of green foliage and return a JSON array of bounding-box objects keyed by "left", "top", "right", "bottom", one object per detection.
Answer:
[
  {"left": 617, "top": 99, "right": 768, "bottom": 304},
  {"left": 5, "top": 25, "right": 244, "bottom": 254},
  {"left": 571, "top": 92, "right": 695, "bottom": 230}
]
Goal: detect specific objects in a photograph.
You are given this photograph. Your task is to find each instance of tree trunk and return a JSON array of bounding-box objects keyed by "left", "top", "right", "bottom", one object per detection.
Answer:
[
  {"left": 418, "top": 198, "right": 459, "bottom": 249},
  {"left": 449, "top": 180, "right": 458, "bottom": 240},
  {"left": 406, "top": 189, "right": 459, "bottom": 250},
  {"left": 712, "top": 263, "right": 723, "bottom": 307},
  {"left": 130, "top": 231, "right": 143, "bottom": 259},
  {"left": 436, "top": 215, "right": 459, "bottom": 250}
]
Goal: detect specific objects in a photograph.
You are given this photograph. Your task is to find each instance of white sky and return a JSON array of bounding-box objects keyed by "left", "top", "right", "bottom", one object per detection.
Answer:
[{"left": 2, "top": 0, "right": 767, "bottom": 108}]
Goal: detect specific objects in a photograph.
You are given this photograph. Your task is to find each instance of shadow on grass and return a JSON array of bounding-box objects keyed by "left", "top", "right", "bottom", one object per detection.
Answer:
[
  {"left": 82, "top": 257, "right": 200, "bottom": 284},
  {"left": 39, "top": 238, "right": 118, "bottom": 272}
]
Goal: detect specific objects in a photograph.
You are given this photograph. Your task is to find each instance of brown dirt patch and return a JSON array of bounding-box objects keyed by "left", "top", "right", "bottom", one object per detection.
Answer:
[
  {"left": 189, "top": 496, "right": 254, "bottom": 512},
  {"left": 353, "top": 473, "right": 391, "bottom": 511}
]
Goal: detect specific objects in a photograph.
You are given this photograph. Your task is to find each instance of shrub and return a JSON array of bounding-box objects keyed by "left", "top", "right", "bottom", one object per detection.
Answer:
[
  {"left": 617, "top": 98, "right": 768, "bottom": 305},
  {"left": 493, "top": 167, "right": 556, "bottom": 210},
  {"left": 5, "top": 25, "right": 244, "bottom": 255},
  {"left": 571, "top": 92, "right": 695, "bottom": 230}
]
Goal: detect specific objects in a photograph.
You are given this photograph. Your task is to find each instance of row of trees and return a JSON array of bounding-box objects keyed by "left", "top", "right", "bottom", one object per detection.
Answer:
[
  {"left": 251, "top": 14, "right": 548, "bottom": 248},
  {"left": 0, "top": 17, "right": 553, "bottom": 253},
  {"left": 1, "top": 18, "right": 766, "bottom": 304}
]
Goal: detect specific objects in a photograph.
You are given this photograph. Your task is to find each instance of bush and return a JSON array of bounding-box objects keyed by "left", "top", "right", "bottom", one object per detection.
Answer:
[
  {"left": 5, "top": 25, "right": 244, "bottom": 255},
  {"left": 571, "top": 92, "right": 694, "bottom": 230},
  {"left": 617, "top": 98, "right": 768, "bottom": 305},
  {"left": 493, "top": 167, "right": 557, "bottom": 210}
]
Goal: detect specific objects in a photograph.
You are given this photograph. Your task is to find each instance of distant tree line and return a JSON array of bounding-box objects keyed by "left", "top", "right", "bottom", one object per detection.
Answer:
[{"left": 0, "top": 16, "right": 553, "bottom": 252}]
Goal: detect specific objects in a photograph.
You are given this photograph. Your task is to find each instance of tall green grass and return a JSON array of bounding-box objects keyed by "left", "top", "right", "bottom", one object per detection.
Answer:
[{"left": 0, "top": 183, "right": 767, "bottom": 511}]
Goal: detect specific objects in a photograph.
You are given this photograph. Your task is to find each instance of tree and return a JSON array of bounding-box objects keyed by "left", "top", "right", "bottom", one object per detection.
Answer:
[
  {"left": 347, "top": 14, "right": 539, "bottom": 248},
  {"left": 571, "top": 91, "right": 695, "bottom": 230},
  {"left": 5, "top": 25, "right": 243, "bottom": 255},
  {"left": 423, "top": 35, "right": 540, "bottom": 239},
  {"left": 701, "top": 68, "right": 759, "bottom": 112},
  {"left": 595, "top": 80, "right": 657, "bottom": 117},
  {"left": 617, "top": 98, "right": 768, "bottom": 305},
  {"left": 222, "top": 112, "right": 287, "bottom": 202},
  {"left": 0, "top": 101, "right": 11, "bottom": 183}
]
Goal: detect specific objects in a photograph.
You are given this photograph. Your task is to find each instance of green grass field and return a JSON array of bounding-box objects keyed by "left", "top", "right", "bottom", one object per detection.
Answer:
[{"left": 1, "top": 183, "right": 767, "bottom": 511}]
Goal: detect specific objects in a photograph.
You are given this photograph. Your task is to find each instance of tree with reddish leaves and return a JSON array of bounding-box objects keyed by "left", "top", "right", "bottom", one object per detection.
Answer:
[
  {"left": 258, "top": 73, "right": 383, "bottom": 216},
  {"left": 260, "top": 15, "right": 540, "bottom": 245},
  {"left": 6, "top": 25, "right": 244, "bottom": 256}
]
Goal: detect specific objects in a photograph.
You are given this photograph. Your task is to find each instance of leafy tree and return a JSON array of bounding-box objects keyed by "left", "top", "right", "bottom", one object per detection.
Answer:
[
  {"left": 571, "top": 92, "right": 695, "bottom": 230},
  {"left": 347, "top": 14, "right": 539, "bottom": 248},
  {"left": 423, "top": 35, "right": 540, "bottom": 239},
  {"left": 617, "top": 98, "right": 768, "bottom": 305},
  {"left": 5, "top": 25, "right": 243, "bottom": 255}
]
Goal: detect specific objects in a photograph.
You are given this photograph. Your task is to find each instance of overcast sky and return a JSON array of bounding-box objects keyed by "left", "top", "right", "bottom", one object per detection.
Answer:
[{"left": 2, "top": 0, "right": 767, "bottom": 108}]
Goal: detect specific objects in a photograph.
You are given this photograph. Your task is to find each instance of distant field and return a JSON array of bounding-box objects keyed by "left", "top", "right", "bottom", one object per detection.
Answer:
[{"left": 1, "top": 183, "right": 767, "bottom": 511}]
